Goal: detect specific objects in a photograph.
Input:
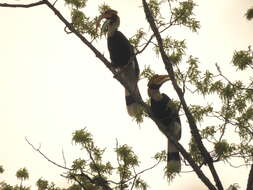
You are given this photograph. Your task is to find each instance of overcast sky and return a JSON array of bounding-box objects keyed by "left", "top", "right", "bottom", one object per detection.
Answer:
[{"left": 0, "top": 0, "right": 253, "bottom": 189}]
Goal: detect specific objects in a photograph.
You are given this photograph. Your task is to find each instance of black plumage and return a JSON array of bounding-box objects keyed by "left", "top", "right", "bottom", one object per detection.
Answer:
[
  {"left": 107, "top": 30, "right": 139, "bottom": 74},
  {"left": 150, "top": 93, "right": 181, "bottom": 129},
  {"left": 148, "top": 75, "right": 182, "bottom": 173},
  {"left": 97, "top": 9, "right": 141, "bottom": 117}
]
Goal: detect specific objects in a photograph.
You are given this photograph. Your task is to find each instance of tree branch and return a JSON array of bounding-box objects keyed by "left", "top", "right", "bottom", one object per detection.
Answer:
[
  {"left": 1, "top": 1, "right": 223, "bottom": 190},
  {"left": 247, "top": 165, "right": 253, "bottom": 190},
  {"left": 25, "top": 137, "right": 72, "bottom": 170},
  {"left": 141, "top": 0, "right": 223, "bottom": 190},
  {"left": 216, "top": 63, "right": 253, "bottom": 91},
  {"left": 5, "top": 1, "right": 217, "bottom": 189},
  {"left": 0, "top": 1, "right": 45, "bottom": 8}
]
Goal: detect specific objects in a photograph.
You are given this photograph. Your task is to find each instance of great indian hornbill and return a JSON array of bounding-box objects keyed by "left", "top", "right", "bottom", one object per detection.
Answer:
[
  {"left": 96, "top": 9, "right": 141, "bottom": 117},
  {"left": 147, "top": 75, "right": 182, "bottom": 173}
]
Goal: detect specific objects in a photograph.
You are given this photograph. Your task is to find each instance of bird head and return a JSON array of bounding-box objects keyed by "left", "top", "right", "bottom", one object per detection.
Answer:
[
  {"left": 96, "top": 9, "right": 120, "bottom": 36},
  {"left": 147, "top": 75, "right": 170, "bottom": 97}
]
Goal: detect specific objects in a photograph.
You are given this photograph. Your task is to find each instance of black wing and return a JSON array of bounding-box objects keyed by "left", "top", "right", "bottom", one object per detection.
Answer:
[
  {"left": 107, "top": 31, "right": 132, "bottom": 68},
  {"left": 151, "top": 93, "right": 181, "bottom": 126}
]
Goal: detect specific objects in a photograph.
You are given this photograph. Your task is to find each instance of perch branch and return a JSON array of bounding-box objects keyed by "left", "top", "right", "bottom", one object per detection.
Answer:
[{"left": 141, "top": 0, "right": 223, "bottom": 189}]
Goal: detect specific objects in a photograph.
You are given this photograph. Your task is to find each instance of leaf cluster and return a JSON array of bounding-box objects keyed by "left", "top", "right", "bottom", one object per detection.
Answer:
[
  {"left": 232, "top": 46, "right": 253, "bottom": 70},
  {"left": 182, "top": 49, "right": 253, "bottom": 166},
  {"left": 68, "top": 129, "right": 154, "bottom": 190},
  {"left": 245, "top": 7, "right": 253, "bottom": 20},
  {"left": 65, "top": 0, "right": 87, "bottom": 9},
  {"left": 0, "top": 165, "right": 4, "bottom": 174},
  {"left": 170, "top": 0, "right": 200, "bottom": 32},
  {"left": 64, "top": 0, "right": 102, "bottom": 39}
]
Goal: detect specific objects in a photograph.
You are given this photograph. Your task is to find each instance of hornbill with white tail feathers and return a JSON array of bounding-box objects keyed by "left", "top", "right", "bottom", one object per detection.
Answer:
[
  {"left": 96, "top": 9, "right": 141, "bottom": 117},
  {"left": 147, "top": 75, "right": 182, "bottom": 173}
]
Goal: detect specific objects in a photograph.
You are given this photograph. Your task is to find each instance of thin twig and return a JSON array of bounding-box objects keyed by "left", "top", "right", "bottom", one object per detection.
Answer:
[
  {"left": 53, "top": 0, "right": 58, "bottom": 6},
  {"left": 25, "top": 137, "right": 72, "bottom": 170},
  {"left": 216, "top": 63, "right": 253, "bottom": 91},
  {"left": 62, "top": 148, "right": 67, "bottom": 168}
]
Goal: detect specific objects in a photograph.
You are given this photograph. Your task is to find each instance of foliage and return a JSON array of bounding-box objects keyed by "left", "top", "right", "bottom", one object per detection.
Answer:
[
  {"left": 0, "top": 0, "right": 253, "bottom": 189},
  {"left": 0, "top": 166, "right": 4, "bottom": 174},
  {"left": 0, "top": 183, "right": 14, "bottom": 190},
  {"left": 36, "top": 178, "right": 49, "bottom": 190},
  {"left": 66, "top": 128, "right": 156, "bottom": 190},
  {"left": 65, "top": 0, "right": 87, "bottom": 9},
  {"left": 232, "top": 46, "right": 253, "bottom": 70},
  {"left": 129, "top": 28, "right": 146, "bottom": 49},
  {"left": 64, "top": 0, "right": 98, "bottom": 38},
  {"left": 246, "top": 7, "right": 253, "bottom": 20},
  {"left": 16, "top": 168, "right": 29, "bottom": 181}
]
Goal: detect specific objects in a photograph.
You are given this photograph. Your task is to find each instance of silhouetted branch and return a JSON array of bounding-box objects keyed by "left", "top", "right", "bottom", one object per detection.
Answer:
[
  {"left": 70, "top": 174, "right": 89, "bottom": 190},
  {"left": 141, "top": 0, "right": 223, "bottom": 190},
  {"left": 1, "top": 2, "right": 225, "bottom": 190},
  {"left": 25, "top": 137, "right": 72, "bottom": 170},
  {"left": 61, "top": 148, "right": 67, "bottom": 168},
  {"left": 0, "top": 1, "right": 44, "bottom": 8},
  {"left": 53, "top": 0, "right": 58, "bottom": 6},
  {"left": 247, "top": 165, "right": 253, "bottom": 190},
  {"left": 215, "top": 63, "right": 253, "bottom": 91}
]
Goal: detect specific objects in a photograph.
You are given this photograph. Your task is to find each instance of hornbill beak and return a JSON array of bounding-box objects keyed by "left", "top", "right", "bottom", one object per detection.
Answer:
[
  {"left": 148, "top": 75, "right": 170, "bottom": 89},
  {"left": 96, "top": 9, "right": 118, "bottom": 33}
]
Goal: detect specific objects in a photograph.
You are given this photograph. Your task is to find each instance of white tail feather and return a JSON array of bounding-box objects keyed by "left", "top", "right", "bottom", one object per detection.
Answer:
[{"left": 167, "top": 139, "right": 181, "bottom": 172}]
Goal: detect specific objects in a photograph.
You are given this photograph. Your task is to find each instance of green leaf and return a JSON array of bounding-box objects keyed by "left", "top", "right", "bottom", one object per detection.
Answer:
[
  {"left": 129, "top": 28, "right": 146, "bottom": 49},
  {"left": 0, "top": 165, "right": 4, "bottom": 174},
  {"left": 140, "top": 65, "right": 156, "bottom": 80},
  {"left": 115, "top": 145, "right": 139, "bottom": 167},
  {"left": 245, "top": 7, "right": 253, "bottom": 20},
  {"left": 36, "top": 178, "right": 48, "bottom": 190},
  {"left": 72, "top": 129, "right": 93, "bottom": 145},
  {"left": 189, "top": 137, "right": 204, "bottom": 164},
  {"left": 214, "top": 140, "right": 235, "bottom": 160},
  {"left": 135, "top": 177, "right": 148, "bottom": 190},
  {"left": 65, "top": 0, "right": 87, "bottom": 8},
  {"left": 171, "top": 0, "right": 200, "bottom": 32},
  {"left": 16, "top": 168, "right": 29, "bottom": 181},
  {"left": 232, "top": 50, "right": 252, "bottom": 70},
  {"left": 148, "top": 0, "right": 161, "bottom": 18},
  {"left": 98, "top": 3, "right": 111, "bottom": 14}
]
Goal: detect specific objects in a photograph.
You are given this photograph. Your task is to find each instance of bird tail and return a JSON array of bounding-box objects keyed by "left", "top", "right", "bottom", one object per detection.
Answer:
[
  {"left": 167, "top": 139, "right": 181, "bottom": 173},
  {"left": 125, "top": 86, "right": 142, "bottom": 117},
  {"left": 166, "top": 121, "right": 181, "bottom": 173},
  {"left": 121, "top": 51, "right": 142, "bottom": 117}
]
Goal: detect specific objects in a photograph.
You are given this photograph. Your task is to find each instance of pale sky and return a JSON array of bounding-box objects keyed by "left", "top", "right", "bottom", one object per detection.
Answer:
[{"left": 0, "top": 0, "right": 253, "bottom": 189}]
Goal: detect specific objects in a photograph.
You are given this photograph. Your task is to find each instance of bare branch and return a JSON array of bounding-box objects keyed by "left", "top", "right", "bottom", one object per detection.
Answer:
[
  {"left": 62, "top": 148, "right": 67, "bottom": 168},
  {"left": 216, "top": 63, "right": 253, "bottom": 91},
  {"left": 53, "top": 0, "right": 58, "bottom": 6},
  {"left": 0, "top": 1, "right": 45, "bottom": 8},
  {"left": 247, "top": 165, "right": 253, "bottom": 190},
  {"left": 25, "top": 137, "right": 72, "bottom": 170}
]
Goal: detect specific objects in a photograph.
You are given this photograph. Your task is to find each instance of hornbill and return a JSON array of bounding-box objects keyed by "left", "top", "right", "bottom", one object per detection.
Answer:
[
  {"left": 96, "top": 9, "right": 141, "bottom": 117},
  {"left": 147, "top": 75, "right": 182, "bottom": 173}
]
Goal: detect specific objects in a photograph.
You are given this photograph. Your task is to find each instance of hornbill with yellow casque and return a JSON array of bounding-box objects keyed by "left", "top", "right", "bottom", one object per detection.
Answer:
[
  {"left": 148, "top": 75, "right": 182, "bottom": 173},
  {"left": 96, "top": 9, "right": 141, "bottom": 117}
]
